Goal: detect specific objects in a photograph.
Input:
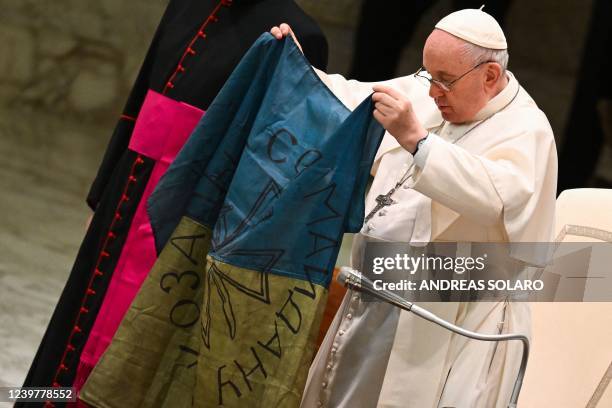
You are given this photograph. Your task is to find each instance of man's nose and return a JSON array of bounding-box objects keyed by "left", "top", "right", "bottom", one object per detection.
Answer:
[{"left": 429, "top": 82, "right": 444, "bottom": 98}]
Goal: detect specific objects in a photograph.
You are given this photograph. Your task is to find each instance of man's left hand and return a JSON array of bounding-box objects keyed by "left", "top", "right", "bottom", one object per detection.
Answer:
[{"left": 372, "top": 85, "right": 428, "bottom": 154}]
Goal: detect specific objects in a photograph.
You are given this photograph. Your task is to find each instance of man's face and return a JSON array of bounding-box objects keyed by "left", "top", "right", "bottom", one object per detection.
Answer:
[{"left": 422, "top": 30, "right": 490, "bottom": 124}]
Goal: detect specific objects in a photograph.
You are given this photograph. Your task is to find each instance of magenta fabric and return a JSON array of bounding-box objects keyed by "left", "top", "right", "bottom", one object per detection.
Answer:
[{"left": 72, "top": 90, "right": 204, "bottom": 395}]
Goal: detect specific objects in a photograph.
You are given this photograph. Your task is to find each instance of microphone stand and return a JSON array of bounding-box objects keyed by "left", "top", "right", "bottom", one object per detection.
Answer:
[{"left": 338, "top": 267, "right": 529, "bottom": 408}]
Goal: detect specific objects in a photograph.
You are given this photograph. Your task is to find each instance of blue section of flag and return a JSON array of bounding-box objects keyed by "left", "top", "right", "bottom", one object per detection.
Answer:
[{"left": 148, "top": 33, "right": 384, "bottom": 286}]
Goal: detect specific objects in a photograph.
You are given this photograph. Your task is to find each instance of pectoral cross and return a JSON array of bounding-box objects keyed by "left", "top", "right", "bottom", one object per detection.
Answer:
[{"left": 364, "top": 188, "right": 397, "bottom": 223}]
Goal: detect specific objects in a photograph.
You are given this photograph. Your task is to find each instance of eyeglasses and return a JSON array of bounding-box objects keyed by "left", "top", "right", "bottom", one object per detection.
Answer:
[{"left": 414, "top": 61, "right": 489, "bottom": 92}]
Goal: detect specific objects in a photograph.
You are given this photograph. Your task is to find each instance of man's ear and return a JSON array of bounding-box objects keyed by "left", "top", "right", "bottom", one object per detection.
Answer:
[{"left": 485, "top": 63, "right": 503, "bottom": 88}]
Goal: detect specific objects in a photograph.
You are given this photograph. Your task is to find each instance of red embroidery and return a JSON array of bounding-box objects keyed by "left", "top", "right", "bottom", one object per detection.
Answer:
[
  {"left": 46, "top": 0, "right": 230, "bottom": 398},
  {"left": 49, "top": 154, "right": 144, "bottom": 398},
  {"left": 162, "top": 0, "right": 232, "bottom": 95},
  {"left": 120, "top": 114, "right": 137, "bottom": 121}
]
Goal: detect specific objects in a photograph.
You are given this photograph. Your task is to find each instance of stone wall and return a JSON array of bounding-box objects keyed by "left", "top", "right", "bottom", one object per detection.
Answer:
[
  {"left": 0, "top": 0, "right": 595, "bottom": 129},
  {"left": 0, "top": 0, "right": 166, "bottom": 121},
  {"left": 298, "top": 0, "right": 362, "bottom": 27}
]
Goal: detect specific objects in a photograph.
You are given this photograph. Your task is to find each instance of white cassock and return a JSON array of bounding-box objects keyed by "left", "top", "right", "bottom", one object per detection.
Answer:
[{"left": 300, "top": 69, "right": 558, "bottom": 408}]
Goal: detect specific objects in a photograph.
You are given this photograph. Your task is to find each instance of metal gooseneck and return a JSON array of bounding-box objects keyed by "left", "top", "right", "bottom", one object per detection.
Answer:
[{"left": 337, "top": 267, "right": 529, "bottom": 408}]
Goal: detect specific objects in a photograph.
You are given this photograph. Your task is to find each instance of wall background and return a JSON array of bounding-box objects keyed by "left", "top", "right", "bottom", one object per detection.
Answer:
[{"left": 0, "top": 0, "right": 598, "bottom": 134}]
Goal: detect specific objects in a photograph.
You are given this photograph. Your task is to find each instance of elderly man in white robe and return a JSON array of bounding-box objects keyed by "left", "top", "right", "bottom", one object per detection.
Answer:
[{"left": 271, "top": 8, "right": 557, "bottom": 408}]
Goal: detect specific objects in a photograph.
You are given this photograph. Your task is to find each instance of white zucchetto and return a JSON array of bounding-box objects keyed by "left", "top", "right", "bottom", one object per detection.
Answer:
[{"left": 435, "top": 7, "right": 508, "bottom": 50}]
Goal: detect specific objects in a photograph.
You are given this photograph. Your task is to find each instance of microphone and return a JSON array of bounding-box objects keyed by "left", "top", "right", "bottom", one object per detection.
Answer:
[
  {"left": 337, "top": 267, "right": 415, "bottom": 312},
  {"left": 336, "top": 266, "right": 529, "bottom": 408}
]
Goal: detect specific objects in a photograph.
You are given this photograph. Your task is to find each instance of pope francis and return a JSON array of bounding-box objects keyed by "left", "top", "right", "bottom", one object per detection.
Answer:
[{"left": 272, "top": 7, "right": 557, "bottom": 408}]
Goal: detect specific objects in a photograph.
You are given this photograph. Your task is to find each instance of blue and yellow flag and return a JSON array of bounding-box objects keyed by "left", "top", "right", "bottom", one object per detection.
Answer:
[{"left": 80, "top": 33, "right": 384, "bottom": 408}]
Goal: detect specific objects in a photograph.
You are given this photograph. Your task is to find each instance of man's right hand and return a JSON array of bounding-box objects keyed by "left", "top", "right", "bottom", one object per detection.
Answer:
[{"left": 270, "top": 23, "right": 303, "bottom": 53}]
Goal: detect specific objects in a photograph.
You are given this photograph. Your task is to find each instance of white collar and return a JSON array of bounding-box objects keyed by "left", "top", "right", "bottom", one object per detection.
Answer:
[{"left": 472, "top": 70, "right": 519, "bottom": 122}]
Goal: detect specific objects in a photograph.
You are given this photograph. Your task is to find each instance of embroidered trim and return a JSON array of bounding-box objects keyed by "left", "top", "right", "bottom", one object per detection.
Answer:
[
  {"left": 120, "top": 114, "right": 137, "bottom": 121},
  {"left": 48, "top": 154, "right": 145, "bottom": 397},
  {"left": 47, "top": 0, "right": 234, "bottom": 396},
  {"left": 162, "top": 0, "right": 233, "bottom": 94}
]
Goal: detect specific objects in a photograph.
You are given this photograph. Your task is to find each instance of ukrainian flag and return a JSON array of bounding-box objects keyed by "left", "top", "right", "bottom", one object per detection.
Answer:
[{"left": 80, "top": 34, "right": 384, "bottom": 408}]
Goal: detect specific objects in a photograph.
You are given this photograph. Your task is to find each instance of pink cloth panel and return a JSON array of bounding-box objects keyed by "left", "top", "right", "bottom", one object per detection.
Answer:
[{"left": 72, "top": 89, "right": 204, "bottom": 397}]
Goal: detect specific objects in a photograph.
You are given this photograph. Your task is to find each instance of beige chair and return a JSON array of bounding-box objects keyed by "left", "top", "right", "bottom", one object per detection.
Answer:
[{"left": 519, "top": 189, "right": 612, "bottom": 407}]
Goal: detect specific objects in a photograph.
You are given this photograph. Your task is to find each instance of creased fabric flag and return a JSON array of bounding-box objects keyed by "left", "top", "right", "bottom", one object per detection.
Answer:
[{"left": 80, "top": 33, "right": 384, "bottom": 408}]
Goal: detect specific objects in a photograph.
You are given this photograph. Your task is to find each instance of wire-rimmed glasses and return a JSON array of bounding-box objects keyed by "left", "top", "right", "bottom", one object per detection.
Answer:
[{"left": 414, "top": 61, "right": 490, "bottom": 92}]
